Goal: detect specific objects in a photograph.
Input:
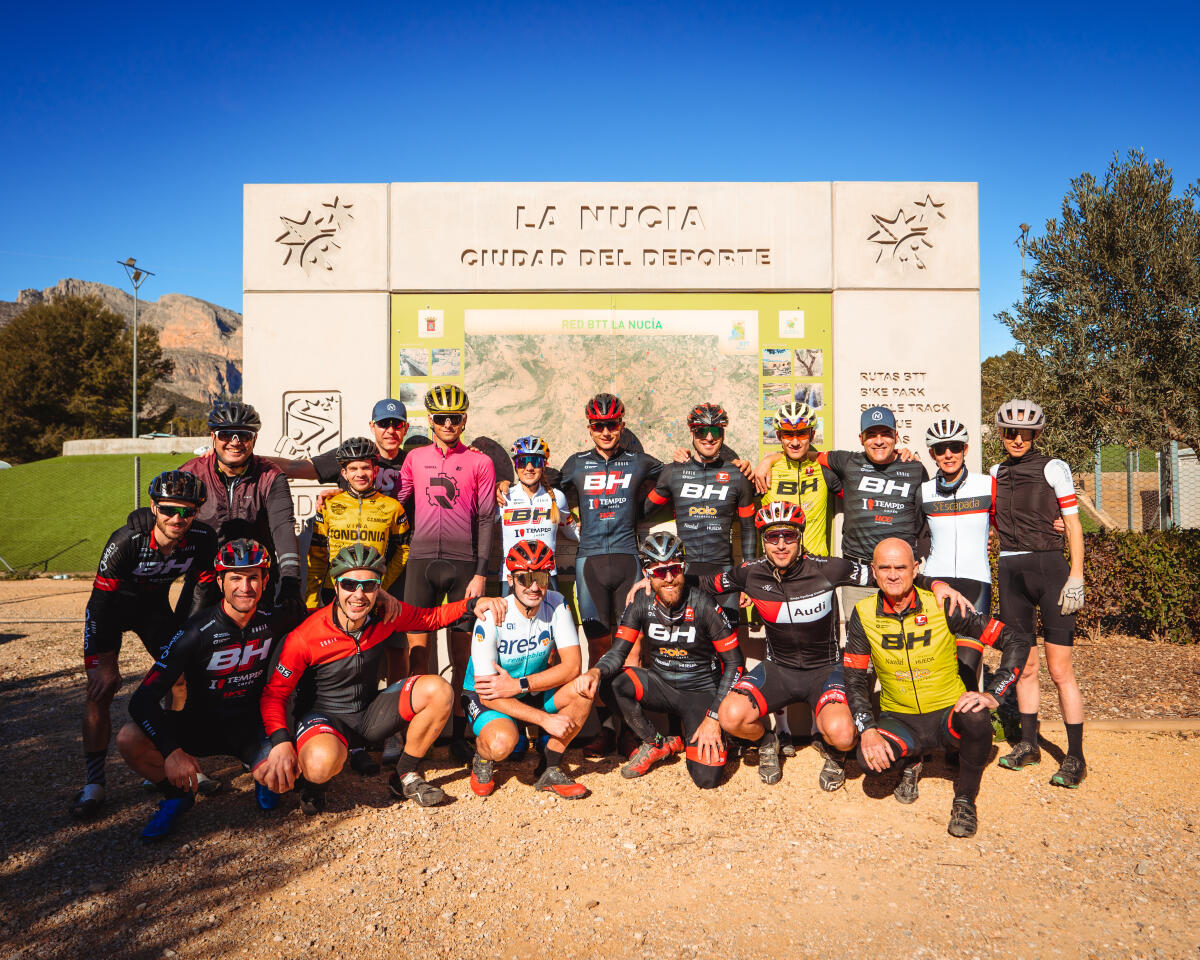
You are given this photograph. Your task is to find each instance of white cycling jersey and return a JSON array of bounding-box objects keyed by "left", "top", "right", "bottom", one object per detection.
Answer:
[
  {"left": 498, "top": 484, "right": 578, "bottom": 572},
  {"left": 465, "top": 591, "right": 580, "bottom": 689},
  {"left": 920, "top": 471, "right": 993, "bottom": 583}
]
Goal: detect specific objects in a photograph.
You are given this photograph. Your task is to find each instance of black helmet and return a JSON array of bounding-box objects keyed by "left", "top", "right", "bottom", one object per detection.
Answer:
[
  {"left": 335, "top": 436, "right": 378, "bottom": 466},
  {"left": 638, "top": 531, "right": 686, "bottom": 567},
  {"left": 329, "top": 543, "right": 386, "bottom": 579},
  {"left": 686, "top": 403, "right": 729, "bottom": 429},
  {"left": 148, "top": 470, "right": 207, "bottom": 505},
  {"left": 207, "top": 401, "right": 261, "bottom": 433}
]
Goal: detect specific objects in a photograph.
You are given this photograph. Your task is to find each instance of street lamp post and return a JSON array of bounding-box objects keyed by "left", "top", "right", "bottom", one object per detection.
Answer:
[{"left": 118, "top": 258, "right": 155, "bottom": 438}]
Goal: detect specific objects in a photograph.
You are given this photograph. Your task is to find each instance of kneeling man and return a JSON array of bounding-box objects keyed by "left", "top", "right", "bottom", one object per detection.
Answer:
[{"left": 845, "top": 537, "right": 1029, "bottom": 838}]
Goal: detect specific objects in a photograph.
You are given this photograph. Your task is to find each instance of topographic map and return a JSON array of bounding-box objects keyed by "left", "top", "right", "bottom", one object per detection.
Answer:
[{"left": 464, "top": 333, "right": 756, "bottom": 463}]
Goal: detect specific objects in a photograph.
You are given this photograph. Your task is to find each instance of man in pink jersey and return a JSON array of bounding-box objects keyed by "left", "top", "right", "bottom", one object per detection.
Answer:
[{"left": 398, "top": 383, "right": 498, "bottom": 762}]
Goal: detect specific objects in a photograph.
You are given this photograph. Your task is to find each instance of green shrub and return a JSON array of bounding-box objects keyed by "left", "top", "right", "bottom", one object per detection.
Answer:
[{"left": 988, "top": 529, "right": 1200, "bottom": 643}]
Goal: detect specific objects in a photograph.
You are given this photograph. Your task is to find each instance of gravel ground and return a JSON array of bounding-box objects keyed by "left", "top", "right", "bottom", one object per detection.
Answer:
[{"left": 1, "top": 579, "right": 1198, "bottom": 960}]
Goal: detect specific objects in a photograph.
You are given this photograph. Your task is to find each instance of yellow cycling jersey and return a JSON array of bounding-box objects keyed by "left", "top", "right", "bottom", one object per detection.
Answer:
[
  {"left": 760, "top": 454, "right": 838, "bottom": 556},
  {"left": 306, "top": 490, "right": 410, "bottom": 608},
  {"left": 844, "top": 586, "right": 999, "bottom": 715}
]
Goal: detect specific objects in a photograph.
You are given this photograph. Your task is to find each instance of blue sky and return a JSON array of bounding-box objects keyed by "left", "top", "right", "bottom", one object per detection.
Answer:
[{"left": 3, "top": 1, "right": 1197, "bottom": 358}]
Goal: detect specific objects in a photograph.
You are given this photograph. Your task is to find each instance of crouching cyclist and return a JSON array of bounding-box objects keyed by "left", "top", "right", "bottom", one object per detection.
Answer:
[
  {"left": 74, "top": 470, "right": 218, "bottom": 820},
  {"left": 257, "top": 545, "right": 505, "bottom": 812},
  {"left": 709, "top": 502, "right": 969, "bottom": 790},
  {"left": 845, "top": 537, "right": 1030, "bottom": 838},
  {"left": 578, "top": 533, "right": 744, "bottom": 789},
  {"left": 118, "top": 539, "right": 281, "bottom": 842},
  {"left": 465, "top": 541, "right": 593, "bottom": 799}
]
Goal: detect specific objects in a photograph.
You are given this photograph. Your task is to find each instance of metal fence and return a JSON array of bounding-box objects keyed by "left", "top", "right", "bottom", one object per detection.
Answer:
[{"left": 1076, "top": 443, "right": 1200, "bottom": 531}]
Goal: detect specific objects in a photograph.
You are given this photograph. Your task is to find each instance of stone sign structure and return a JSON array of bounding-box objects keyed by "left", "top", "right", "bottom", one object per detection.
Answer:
[{"left": 244, "top": 183, "right": 980, "bottom": 529}]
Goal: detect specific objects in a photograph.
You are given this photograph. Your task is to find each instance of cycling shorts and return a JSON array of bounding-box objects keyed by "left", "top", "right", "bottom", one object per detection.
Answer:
[
  {"left": 998, "top": 551, "right": 1076, "bottom": 646},
  {"left": 612, "top": 667, "right": 726, "bottom": 788},
  {"left": 460, "top": 687, "right": 560, "bottom": 738},
  {"left": 687, "top": 562, "right": 741, "bottom": 623},
  {"left": 938, "top": 577, "right": 992, "bottom": 620},
  {"left": 574, "top": 553, "right": 640, "bottom": 640},
  {"left": 863, "top": 704, "right": 992, "bottom": 775},
  {"left": 171, "top": 708, "right": 272, "bottom": 770},
  {"left": 295, "top": 675, "right": 422, "bottom": 750},
  {"left": 402, "top": 557, "right": 476, "bottom": 633},
  {"left": 83, "top": 597, "right": 176, "bottom": 663},
  {"left": 732, "top": 660, "right": 846, "bottom": 719}
]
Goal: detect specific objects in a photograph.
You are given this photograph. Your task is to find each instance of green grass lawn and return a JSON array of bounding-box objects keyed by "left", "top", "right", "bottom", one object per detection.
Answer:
[{"left": 0, "top": 454, "right": 191, "bottom": 572}]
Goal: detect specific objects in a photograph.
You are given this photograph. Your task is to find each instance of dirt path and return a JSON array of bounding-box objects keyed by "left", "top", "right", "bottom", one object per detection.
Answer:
[{"left": 1, "top": 580, "right": 1197, "bottom": 960}]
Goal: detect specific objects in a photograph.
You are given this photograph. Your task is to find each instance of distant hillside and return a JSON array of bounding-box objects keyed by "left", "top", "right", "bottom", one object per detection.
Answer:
[{"left": 3, "top": 279, "right": 242, "bottom": 406}]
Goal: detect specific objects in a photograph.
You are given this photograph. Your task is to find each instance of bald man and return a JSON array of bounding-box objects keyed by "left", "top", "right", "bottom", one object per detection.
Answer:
[{"left": 843, "top": 538, "right": 1030, "bottom": 838}]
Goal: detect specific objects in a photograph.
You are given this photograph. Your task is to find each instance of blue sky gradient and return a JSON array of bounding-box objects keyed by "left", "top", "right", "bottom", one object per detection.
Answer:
[{"left": 4, "top": 1, "right": 1197, "bottom": 357}]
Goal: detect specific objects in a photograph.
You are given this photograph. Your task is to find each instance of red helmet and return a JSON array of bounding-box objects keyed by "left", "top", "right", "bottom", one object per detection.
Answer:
[
  {"left": 585, "top": 393, "right": 624, "bottom": 422},
  {"left": 754, "top": 501, "right": 806, "bottom": 531},
  {"left": 505, "top": 539, "right": 556, "bottom": 573},
  {"left": 215, "top": 538, "right": 271, "bottom": 572}
]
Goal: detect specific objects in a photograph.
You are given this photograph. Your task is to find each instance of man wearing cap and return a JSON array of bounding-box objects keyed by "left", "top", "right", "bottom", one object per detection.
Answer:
[
  {"left": 267, "top": 398, "right": 412, "bottom": 498},
  {"left": 819, "top": 406, "right": 931, "bottom": 617}
]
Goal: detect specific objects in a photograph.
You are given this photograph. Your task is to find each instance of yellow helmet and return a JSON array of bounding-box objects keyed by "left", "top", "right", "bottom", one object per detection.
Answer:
[{"left": 424, "top": 383, "right": 469, "bottom": 414}]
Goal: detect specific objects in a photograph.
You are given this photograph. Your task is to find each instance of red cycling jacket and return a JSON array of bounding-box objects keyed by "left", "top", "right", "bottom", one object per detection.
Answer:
[{"left": 260, "top": 598, "right": 469, "bottom": 744}]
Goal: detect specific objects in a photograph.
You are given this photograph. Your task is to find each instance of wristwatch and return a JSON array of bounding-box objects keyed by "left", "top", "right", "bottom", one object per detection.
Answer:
[{"left": 519, "top": 677, "right": 531, "bottom": 694}]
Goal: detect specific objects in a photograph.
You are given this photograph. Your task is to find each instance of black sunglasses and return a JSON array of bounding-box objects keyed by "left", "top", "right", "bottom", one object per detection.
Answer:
[
  {"left": 930, "top": 441, "right": 966, "bottom": 456},
  {"left": 155, "top": 504, "right": 197, "bottom": 519},
  {"left": 337, "top": 577, "right": 381, "bottom": 594},
  {"left": 431, "top": 413, "right": 465, "bottom": 427},
  {"left": 375, "top": 418, "right": 406, "bottom": 429}
]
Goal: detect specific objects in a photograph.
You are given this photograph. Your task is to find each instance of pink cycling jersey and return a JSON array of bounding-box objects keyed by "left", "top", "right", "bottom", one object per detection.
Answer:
[{"left": 398, "top": 441, "right": 497, "bottom": 575}]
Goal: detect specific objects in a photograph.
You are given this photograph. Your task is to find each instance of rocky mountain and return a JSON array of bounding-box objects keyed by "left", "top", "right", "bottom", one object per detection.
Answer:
[{"left": 4, "top": 279, "right": 242, "bottom": 404}]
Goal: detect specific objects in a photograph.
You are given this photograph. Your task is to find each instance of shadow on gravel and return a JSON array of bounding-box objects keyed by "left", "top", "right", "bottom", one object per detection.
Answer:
[
  {"left": 0, "top": 630, "right": 28, "bottom": 646},
  {"left": 0, "top": 657, "right": 387, "bottom": 960}
]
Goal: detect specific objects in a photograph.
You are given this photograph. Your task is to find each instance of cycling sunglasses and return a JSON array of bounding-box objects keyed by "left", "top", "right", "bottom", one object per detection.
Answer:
[
  {"left": 588, "top": 419, "right": 622, "bottom": 433},
  {"left": 776, "top": 427, "right": 813, "bottom": 439},
  {"left": 374, "top": 418, "right": 407, "bottom": 430},
  {"left": 514, "top": 455, "right": 546, "bottom": 470},
  {"left": 155, "top": 504, "right": 197, "bottom": 519},
  {"left": 930, "top": 441, "right": 966, "bottom": 456},
  {"left": 762, "top": 528, "right": 800, "bottom": 545},
  {"left": 512, "top": 571, "right": 551, "bottom": 588},
  {"left": 337, "top": 577, "right": 381, "bottom": 594},
  {"left": 1001, "top": 428, "right": 1036, "bottom": 441},
  {"left": 215, "top": 429, "right": 255, "bottom": 444},
  {"left": 646, "top": 562, "right": 685, "bottom": 580},
  {"left": 692, "top": 426, "right": 724, "bottom": 440},
  {"left": 431, "top": 413, "right": 465, "bottom": 427}
]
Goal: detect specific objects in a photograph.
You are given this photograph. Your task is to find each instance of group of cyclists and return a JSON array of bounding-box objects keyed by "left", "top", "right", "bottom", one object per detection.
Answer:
[{"left": 72, "top": 381, "right": 1087, "bottom": 842}]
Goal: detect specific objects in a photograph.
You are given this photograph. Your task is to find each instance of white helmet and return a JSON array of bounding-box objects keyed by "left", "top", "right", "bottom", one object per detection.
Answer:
[
  {"left": 995, "top": 399, "right": 1045, "bottom": 431},
  {"left": 774, "top": 401, "right": 816, "bottom": 431},
  {"left": 925, "top": 419, "right": 969, "bottom": 446}
]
